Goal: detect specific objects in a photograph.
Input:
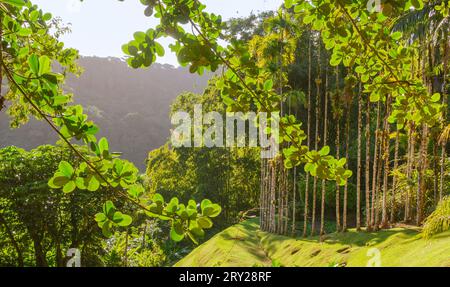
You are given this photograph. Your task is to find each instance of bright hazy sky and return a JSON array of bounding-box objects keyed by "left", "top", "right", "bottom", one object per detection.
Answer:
[{"left": 33, "top": 0, "right": 283, "bottom": 66}]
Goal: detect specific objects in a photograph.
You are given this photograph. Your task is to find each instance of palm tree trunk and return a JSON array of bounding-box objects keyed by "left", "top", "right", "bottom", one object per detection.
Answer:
[
  {"left": 260, "top": 158, "right": 265, "bottom": 229},
  {"left": 365, "top": 99, "right": 372, "bottom": 230},
  {"left": 335, "top": 120, "right": 341, "bottom": 232},
  {"left": 417, "top": 125, "right": 428, "bottom": 225},
  {"left": 391, "top": 128, "right": 400, "bottom": 223},
  {"left": 320, "top": 61, "right": 329, "bottom": 237},
  {"left": 374, "top": 135, "right": 383, "bottom": 230},
  {"left": 292, "top": 167, "right": 297, "bottom": 236},
  {"left": 356, "top": 82, "right": 362, "bottom": 231},
  {"left": 433, "top": 142, "right": 438, "bottom": 206},
  {"left": 271, "top": 160, "right": 277, "bottom": 233},
  {"left": 311, "top": 40, "right": 321, "bottom": 237},
  {"left": 303, "top": 32, "right": 312, "bottom": 237},
  {"left": 381, "top": 96, "right": 391, "bottom": 228},
  {"left": 405, "top": 123, "right": 415, "bottom": 222},
  {"left": 335, "top": 67, "right": 341, "bottom": 232},
  {"left": 371, "top": 101, "right": 381, "bottom": 227},
  {"left": 342, "top": 103, "right": 350, "bottom": 232},
  {"left": 440, "top": 31, "right": 448, "bottom": 202}
]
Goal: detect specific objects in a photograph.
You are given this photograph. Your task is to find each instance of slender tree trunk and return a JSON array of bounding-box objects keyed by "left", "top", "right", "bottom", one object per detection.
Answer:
[
  {"left": 320, "top": 60, "right": 329, "bottom": 237},
  {"left": 260, "top": 158, "right": 265, "bottom": 229},
  {"left": 371, "top": 101, "right": 381, "bottom": 227},
  {"left": 417, "top": 125, "right": 428, "bottom": 225},
  {"left": 335, "top": 118, "right": 341, "bottom": 232},
  {"left": 391, "top": 128, "right": 400, "bottom": 223},
  {"left": 356, "top": 82, "right": 362, "bottom": 231},
  {"left": 374, "top": 134, "right": 383, "bottom": 230},
  {"left": 334, "top": 66, "right": 341, "bottom": 232},
  {"left": 124, "top": 229, "right": 129, "bottom": 267},
  {"left": 311, "top": 40, "right": 321, "bottom": 237},
  {"left": 405, "top": 124, "right": 415, "bottom": 222},
  {"left": 278, "top": 161, "right": 283, "bottom": 234},
  {"left": 284, "top": 166, "right": 289, "bottom": 235},
  {"left": 433, "top": 142, "right": 438, "bottom": 206},
  {"left": 365, "top": 99, "right": 372, "bottom": 230},
  {"left": 271, "top": 161, "right": 277, "bottom": 233},
  {"left": 381, "top": 96, "right": 391, "bottom": 229},
  {"left": 264, "top": 160, "right": 269, "bottom": 232},
  {"left": 303, "top": 31, "right": 312, "bottom": 238},
  {"left": 342, "top": 103, "right": 351, "bottom": 232},
  {"left": 440, "top": 31, "right": 448, "bottom": 202},
  {"left": 292, "top": 167, "right": 297, "bottom": 236},
  {"left": 32, "top": 236, "right": 48, "bottom": 267}
]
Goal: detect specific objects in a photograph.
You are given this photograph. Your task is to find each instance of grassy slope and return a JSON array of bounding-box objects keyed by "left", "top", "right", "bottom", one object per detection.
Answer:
[{"left": 175, "top": 219, "right": 450, "bottom": 267}]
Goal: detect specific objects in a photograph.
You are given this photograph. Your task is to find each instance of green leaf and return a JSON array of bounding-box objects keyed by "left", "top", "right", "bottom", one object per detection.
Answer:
[
  {"left": 87, "top": 176, "right": 100, "bottom": 192},
  {"left": 411, "top": 0, "right": 423, "bottom": 9},
  {"left": 103, "top": 201, "right": 116, "bottom": 218},
  {"left": 28, "top": 54, "right": 39, "bottom": 75},
  {"left": 391, "top": 31, "right": 402, "bottom": 41},
  {"left": 284, "top": 0, "right": 294, "bottom": 9},
  {"left": 144, "top": 6, "right": 153, "bottom": 17},
  {"left": 38, "top": 56, "right": 51, "bottom": 76},
  {"left": 319, "top": 146, "right": 330, "bottom": 156},
  {"left": 101, "top": 222, "right": 112, "bottom": 238},
  {"left": 17, "top": 28, "right": 31, "bottom": 36},
  {"left": 98, "top": 137, "right": 109, "bottom": 157},
  {"left": 117, "top": 214, "right": 133, "bottom": 227},
  {"left": 63, "top": 181, "right": 76, "bottom": 193},
  {"left": 42, "top": 12, "right": 52, "bottom": 21},
  {"left": 48, "top": 175, "right": 69, "bottom": 188},
  {"left": 431, "top": 93, "right": 441, "bottom": 103},
  {"left": 264, "top": 79, "right": 273, "bottom": 91},
  {"left": 166, "top": 197, "right": 179, "bottom": 214},
  {"left": 128, "top": 184, "right": 144, "bottom": 198},
  {"left": 0, "top": 0, "right": 26, "bottom": 7},
  {"left": 53, "top": 95, "right": 70, "bottom": 106},
  {"left": 154, "top": 42, "right": 165, "bottom": 57},
  {"left": 197, "top": 217, "right": 213, "bottom": 229},
  {"left": 95, "top": 213, "right": 107, "bottom": 222},
  {"left": 190, "top": 227, "right": 205, "bottom": 238},
  {"left": 203, "top": 204, "right": 222, "bottom": 217},
  {"left": 59, "top": 161, "right": 74, "bottom": 178},
  {"left": 201, "top": 199, "right": 212, "bottom": 212},
  {"left": 170, "top": 225, "right": 185, "bottom": 242},
  {"left": 152, "top": 193, "right": 164, "bottom": 204}
]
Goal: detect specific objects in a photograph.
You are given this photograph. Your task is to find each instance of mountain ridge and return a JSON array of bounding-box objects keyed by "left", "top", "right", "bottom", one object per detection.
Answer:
[{"left": 0, "top": 56, "right": 210, "bottom": 170}]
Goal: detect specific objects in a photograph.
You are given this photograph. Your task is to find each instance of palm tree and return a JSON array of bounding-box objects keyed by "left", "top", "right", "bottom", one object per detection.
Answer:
[
  {"left": 371, "top": 101, "right": 381, "bottom": 228},
  {"left": 342, "top": 97, "right": 351, "bottom": 232},
  {"left": 311, "top": 39, "right": 321, "bottom": 237},
  {"left": 365, "top": 99, "right": 372, "bottom": 229},
  {"left": 391, "top": 129, "right": 400, "bottom": 223},
  {"left": 303, "top": 31, "right": 312, "bottom": 238},
  {"left": 381, "top": 96, "right": 392, "bottom": 229},
  {"left": 320, "top": 60, "right": 329, "bottom": 237},
  {"left": 356, "top": 82, "right": 362, "bottom": 231},
  {"left": 334, "top": 67, "right": 342, "bottom": 232}
]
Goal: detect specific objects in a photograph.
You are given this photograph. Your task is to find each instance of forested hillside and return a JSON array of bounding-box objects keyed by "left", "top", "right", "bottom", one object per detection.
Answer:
[{"left": 0, "top": 56, "right": 210, "bottom": 170}]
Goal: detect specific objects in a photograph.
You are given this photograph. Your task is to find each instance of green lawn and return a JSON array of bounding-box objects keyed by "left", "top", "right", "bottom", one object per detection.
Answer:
[{"left": 175, "top": 219, "right": 450, "bottom": 267}]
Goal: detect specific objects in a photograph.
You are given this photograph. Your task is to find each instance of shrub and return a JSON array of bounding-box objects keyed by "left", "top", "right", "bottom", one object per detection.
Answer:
[{"left": 422, "top": 197, "right": 450, "bottom": 239}]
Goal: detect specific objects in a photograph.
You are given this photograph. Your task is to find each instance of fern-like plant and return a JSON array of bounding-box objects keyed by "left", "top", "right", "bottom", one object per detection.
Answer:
[{"left": 422, "top": 197, "right": 450, "bottom": 239}]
